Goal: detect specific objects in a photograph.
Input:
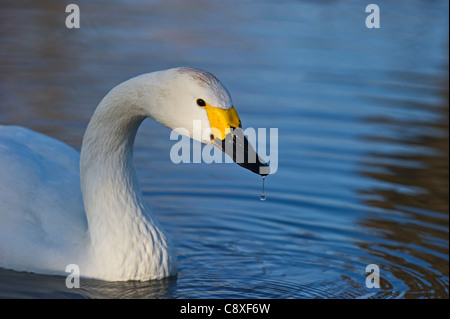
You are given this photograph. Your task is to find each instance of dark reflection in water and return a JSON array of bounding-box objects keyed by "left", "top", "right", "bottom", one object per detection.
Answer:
[
  {"left": 0, "top": 268, "right": 177, "bottom": 299},
  {"left": 358, "top": 76, "right": 449, "bottom": 298}
]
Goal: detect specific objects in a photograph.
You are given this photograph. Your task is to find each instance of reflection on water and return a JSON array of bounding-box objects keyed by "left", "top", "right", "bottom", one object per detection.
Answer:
[
  {"left": 0, "top": 267, "right": 177, "bottom": 299},
  {"left": 358, "top": 77, "right": 449, "bottom": 298},
  {"left": 0, "top": 0, "right": 448, "bottom": 298}
]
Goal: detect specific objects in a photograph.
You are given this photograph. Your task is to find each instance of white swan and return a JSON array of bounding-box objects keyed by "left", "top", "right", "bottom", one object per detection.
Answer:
[{"left": 0, "top": 67, "right": 268, "bottom": 281}]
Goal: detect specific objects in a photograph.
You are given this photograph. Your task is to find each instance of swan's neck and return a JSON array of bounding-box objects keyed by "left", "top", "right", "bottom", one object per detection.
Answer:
[
  {"left": 81, "top": 104, "right": 145, "bottom": 227},
  {"left": 79, "top": 81, "right": 176, "bottom": 280}
]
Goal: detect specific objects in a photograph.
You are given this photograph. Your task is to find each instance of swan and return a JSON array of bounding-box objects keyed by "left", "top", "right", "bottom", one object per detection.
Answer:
[{"left": 0, "top": 67, "right": 268, "bottom": 281}]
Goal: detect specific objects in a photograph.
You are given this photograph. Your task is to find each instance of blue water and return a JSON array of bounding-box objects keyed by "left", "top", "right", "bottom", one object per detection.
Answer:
[{"left": 0, "top": 0, "right": 448, "bottom": 298}]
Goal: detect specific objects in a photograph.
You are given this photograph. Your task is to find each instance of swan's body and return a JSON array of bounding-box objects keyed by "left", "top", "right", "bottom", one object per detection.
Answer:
[{"left": 0, "top": 67, "right": 267, "bottom": 281}]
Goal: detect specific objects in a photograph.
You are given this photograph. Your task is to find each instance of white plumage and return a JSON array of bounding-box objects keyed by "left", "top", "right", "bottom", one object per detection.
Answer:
[{"left": 0, "top": 67, "right": 245, "bottom": 281}]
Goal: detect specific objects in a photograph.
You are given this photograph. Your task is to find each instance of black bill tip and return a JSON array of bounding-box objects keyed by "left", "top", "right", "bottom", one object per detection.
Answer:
[{"left": 214, "top": 128, "right": 270, "bottom": 176}]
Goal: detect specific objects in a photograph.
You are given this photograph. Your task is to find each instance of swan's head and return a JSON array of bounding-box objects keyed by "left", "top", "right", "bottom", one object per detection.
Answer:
[{"left": 133, "top": 67, "right": 269, "bottom": 175}]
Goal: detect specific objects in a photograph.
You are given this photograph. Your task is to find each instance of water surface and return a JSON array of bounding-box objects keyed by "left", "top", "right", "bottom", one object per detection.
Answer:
[{"left": 0, "top": 0, "right": 448, "bottom": 298}]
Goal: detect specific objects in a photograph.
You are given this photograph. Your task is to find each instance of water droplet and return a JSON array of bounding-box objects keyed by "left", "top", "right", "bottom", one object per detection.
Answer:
[{"left": 260, "top": 176, "right": 266, "bottom": 201}]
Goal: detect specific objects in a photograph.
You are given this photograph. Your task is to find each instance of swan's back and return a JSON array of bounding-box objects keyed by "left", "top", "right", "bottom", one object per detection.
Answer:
[{"left": 0, "top": 125, "right": 86, "bottom": 274}]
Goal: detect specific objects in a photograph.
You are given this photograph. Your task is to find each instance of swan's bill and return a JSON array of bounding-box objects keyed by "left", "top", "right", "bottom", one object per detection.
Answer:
[
  {"left": 201, "top": 103, "right": 241, "bottom": 139},
  {"left": 199, "top": 101, "right": 269, "bottom": 176}
]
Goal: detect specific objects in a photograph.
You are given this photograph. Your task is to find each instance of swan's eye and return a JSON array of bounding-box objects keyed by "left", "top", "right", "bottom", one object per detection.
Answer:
[{"left": 196, "top": 99, "right": 206, "bottom": 107}]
